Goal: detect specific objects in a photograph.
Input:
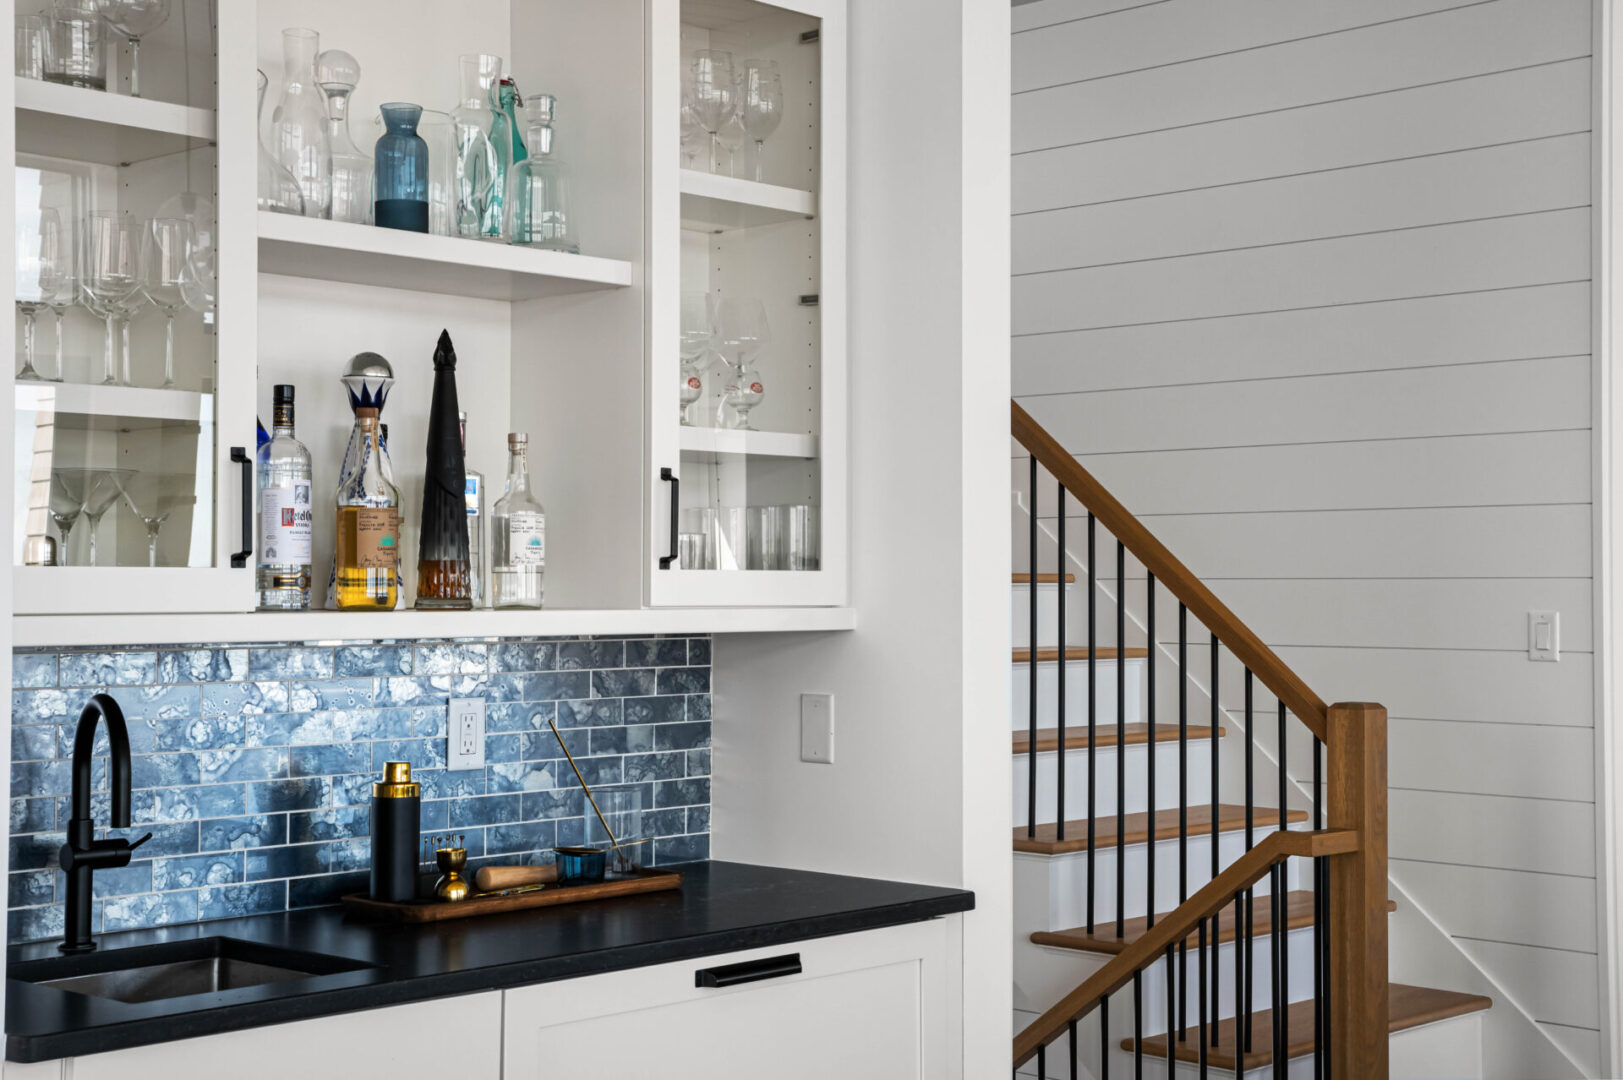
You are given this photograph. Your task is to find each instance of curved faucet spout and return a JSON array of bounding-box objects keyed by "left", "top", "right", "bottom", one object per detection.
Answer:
[{"left": 70, "top": 692, "right": 131, "bottom": 830}]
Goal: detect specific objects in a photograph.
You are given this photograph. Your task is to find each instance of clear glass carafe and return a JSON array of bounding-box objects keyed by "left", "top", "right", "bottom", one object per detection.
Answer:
[
  {"left": 318, "top": 49, "right": 372, "bottom": 225},
  {"left": 273, "top": 28, "right": 330, "bottom": 219},
  {"left": 257, "top": 69, "right": 305, "bottom": 215},
  {"left": 450, "top": 54, "right": 507, "bottom": 240},
  {"left": 507, "top": 95, "right": 578, "bottom": 253}
]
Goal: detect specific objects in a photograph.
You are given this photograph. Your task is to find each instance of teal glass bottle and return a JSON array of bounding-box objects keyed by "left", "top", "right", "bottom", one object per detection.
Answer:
[{"left": 374, "top": 103, "right": 428, "bottom": 232}]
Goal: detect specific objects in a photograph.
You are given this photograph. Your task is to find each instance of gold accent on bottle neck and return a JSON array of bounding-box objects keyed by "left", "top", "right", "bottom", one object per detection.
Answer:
[{"left": 373, "top": 760, "right": 420, "bottom": 798}]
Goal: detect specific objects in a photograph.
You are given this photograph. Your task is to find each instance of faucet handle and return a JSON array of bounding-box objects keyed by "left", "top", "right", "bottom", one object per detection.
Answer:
[{"left": 126, "top": 832, "right": 153, "bottom": 853}]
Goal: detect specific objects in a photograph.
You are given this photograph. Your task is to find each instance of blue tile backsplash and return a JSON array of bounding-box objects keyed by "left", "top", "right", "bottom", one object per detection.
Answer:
[{"left": 7, "top": 637, "right": 712, "bottom": 943}]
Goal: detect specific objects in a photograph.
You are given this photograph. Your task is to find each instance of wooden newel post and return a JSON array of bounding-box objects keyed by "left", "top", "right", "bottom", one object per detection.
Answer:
[{"left": 1327, "top": 701, "right": 1388, "bottom": 1078}]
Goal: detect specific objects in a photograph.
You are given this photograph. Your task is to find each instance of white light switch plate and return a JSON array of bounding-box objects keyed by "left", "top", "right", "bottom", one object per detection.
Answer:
[
  {"left": 448, "top": 697, "right": 486, "bottom": 771},
  {"left": 1528, "top": 610, "right": 1560, "bottom": 662},
  {"left": 801, "top": 693, "right": 834, "bottom": 764}
]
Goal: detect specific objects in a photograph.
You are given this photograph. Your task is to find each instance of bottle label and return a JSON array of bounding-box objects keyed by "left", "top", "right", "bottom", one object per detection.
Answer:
[
  {"left": 259, "top": 481, "right": 313, "bottom": 566},
  {"left": 356, "top": 507, "right": 400, "bottom": 569},
  {"left": 508, "top": 511, "right": 545, "bottom": 566},
  {"left": 466, "top": 475, "right": 480, "bottom": 517}
]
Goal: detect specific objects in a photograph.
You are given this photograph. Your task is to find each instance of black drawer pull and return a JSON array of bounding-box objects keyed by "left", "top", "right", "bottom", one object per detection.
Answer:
[
  {"left": 230, "top": 446, "right": 252, "bottom": 569},
  {"left": 695, "top": 953, "right": 802, "bottom": 988},
  {"left": 659, "top": 467, "right": 679, "bottom": 569}
]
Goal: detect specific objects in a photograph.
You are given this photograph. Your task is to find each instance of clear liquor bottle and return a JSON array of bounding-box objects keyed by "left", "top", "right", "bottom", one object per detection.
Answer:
[
  {"left": 461, "top": 412, "right": 486, "bottom": 608},
  {"left": 257, "top": 384, "right": 314, "bottom": 610},
  {"left": 491, "top": 432, "right": 544, "bottom": 608}
]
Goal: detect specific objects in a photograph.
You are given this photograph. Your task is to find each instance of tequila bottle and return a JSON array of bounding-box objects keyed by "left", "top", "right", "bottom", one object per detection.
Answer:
[
  {"left": 257, "top": 384, "right": 313, "bottom": 610},
  {"left": 335, "top": 407, "right": 399, "bottom": 609},
  {"left": 491, "top": 433, "right": 544, "bottom": 608},
  {"left": 461, "top": 412, "right": 486, "bottom": 608}
]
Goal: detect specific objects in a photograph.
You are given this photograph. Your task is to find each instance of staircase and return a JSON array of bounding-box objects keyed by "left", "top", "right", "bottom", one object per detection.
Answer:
[{"left": 1008, "top": 402, "right": 1491, "bottom": 1078}]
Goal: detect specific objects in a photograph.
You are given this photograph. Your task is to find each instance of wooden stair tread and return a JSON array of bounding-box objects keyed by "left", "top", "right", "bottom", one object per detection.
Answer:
[
  {"left": 1013, "top": 572, "right": 1076, "bottom": 584},
  {"left": 1013, "top": 804, "right": 1309, "bottom": 855},
  {"left": 1013, "top": 646, "right": 1149, "bottom": 664},
  {"left": 1013, "top": 723, "right": 1223, "bottom": 755},
  {"left": 1032, "top": 891, "right": 1396, "bottom": 955},
  {"left": 1126, "top": 983, "right": 1491, "bottom": 1070}
]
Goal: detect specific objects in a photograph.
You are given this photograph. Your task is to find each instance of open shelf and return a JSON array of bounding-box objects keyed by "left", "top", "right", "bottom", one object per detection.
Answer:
[
  {"left": 679, "top": 169, "right": 817, "bottom": 232},
  {"left": 256, "top": 212, "right": 634, "bottom": 301},
  {"left": 14, "top": 77, "right": 214, "bottom": 166},
  {"left": 15, "top": 382, "right": 212, "bottom": 425},
  {"left": 680, "top": 426, "right": 817, "bottom": 459}
]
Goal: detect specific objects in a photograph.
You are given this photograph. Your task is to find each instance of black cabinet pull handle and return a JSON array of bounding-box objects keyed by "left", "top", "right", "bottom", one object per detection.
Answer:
[
  {"left": 695, "top": 953, "right": 802, "bottom": 988},
  {"left": 659, "top": 467, "right": 680, "bottom": 569},
  {"left": 230, "top": 446, "right": 252, "bottom": 569}
]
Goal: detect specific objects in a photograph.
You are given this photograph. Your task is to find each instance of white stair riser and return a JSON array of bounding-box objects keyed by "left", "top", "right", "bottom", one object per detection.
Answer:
[
  {"left": 1011, "top": 657, "right": 1145, "bottom": 731},
  {"left": 1012, "top": 740, "right": 1215, "bottom": 825},
  {"left": 1015, "top": 826, "right": 1302, "bottom": 931},
  {"left": 1013, "top": 582, "right": 1069, "bottom": 649},
  {"left": 1016, "top": 924, "right": 1320, "bottom": 1021}
]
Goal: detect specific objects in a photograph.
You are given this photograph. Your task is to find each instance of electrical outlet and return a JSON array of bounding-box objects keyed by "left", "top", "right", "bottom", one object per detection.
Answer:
[
  {"left": 800, "top": 693, "right": 834, "bottom": 764},
  {"left": 448, "top": 697, "right": 486, "bottom": 771},
  {"left": 1528, "top": 610, "right": 1560, "bottom": 662}
]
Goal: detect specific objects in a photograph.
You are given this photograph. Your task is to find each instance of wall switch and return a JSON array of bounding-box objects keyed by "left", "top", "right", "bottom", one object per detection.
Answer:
[
  {"left": 1528, "top": 610, "right": 1560, "bottom": 662},
  {"left": 448, "top": 697, "right": 486, "bottom": 771},
  {"left": 800, "top": 693, "right": 834, "bottom": 764}
]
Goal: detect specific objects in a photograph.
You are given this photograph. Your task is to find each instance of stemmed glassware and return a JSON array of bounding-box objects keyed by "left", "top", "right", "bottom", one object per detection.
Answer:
[
  {"left": 48, "top": 469, "right": 89, "bottom": 564},
  {"left": 120, "top": 471, "right": 176, "bottom": 566},
  {"left": 99, "top": 0, "right": 170, "bottom": 98},
  {"left": 143, "top": 217, "right": 190, "bottom": 388},
  {"left": 687, "top": 51, "right": 736, "bottom": 174},
  {"left": 714, "top": 297, "right": 769, "bottom": 431},
  {"left": 679, "top": 293, "right": 715, "bottom": 426},
  {"left": 44, "top": 230, "right": 76, "bottom": 383},
  {"left": 81, "top": 213, "right": 141, "bottom": 386},
  {"left": 740, "top": 60, "right": 783, "bottom": 183},
  {"left": 716, "top": 103, "right": 747, "bottom": 178},
  {"left": 80, "top": 468, "right": 134, "bottom": 566},
  {"left": 16, "top": 207, "right": 65, "bottom": 382}
]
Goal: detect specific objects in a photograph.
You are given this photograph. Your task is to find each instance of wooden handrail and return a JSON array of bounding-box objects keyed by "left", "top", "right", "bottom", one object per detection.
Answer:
[
  {"left": 1012, "top": 400, "right": 1328, "bottom": 741},
  {"left": 1012, "top": 828, "right": 1358, "bottom": 1067}
]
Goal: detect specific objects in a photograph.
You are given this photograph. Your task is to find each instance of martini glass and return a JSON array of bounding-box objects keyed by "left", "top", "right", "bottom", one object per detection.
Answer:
[
  {"left": 100, "top": 0, "right": 170, "bottom": 98},
  {"left": 121, "top": 473, "right": 177, "bottom": 567},
  {"left": 80, "top": 469, "right": 135, "bottom": 566},
  {"left": 48, "top": 469, "right": 91, "bottom": 565}
]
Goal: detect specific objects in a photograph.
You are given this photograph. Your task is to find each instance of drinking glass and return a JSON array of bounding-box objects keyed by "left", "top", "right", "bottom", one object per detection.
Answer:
[
  {"left": 100, "top": 0, "right": 169, "bottom": 97},
  {"left": 120, "top": 472, "right": 175, "bottom": 566},
  {"left": 717, "top": 108, "right": 746, "bottom": 178},
  {"left": 16, "top": 208, "right": 65, "bottom": 382},
  {"left": 687, "top": 50, "right": 736, "bottom": 173},
  {"left": 679, "top": 508, "right": 716, "bottom": 569},
  {"left": 740, "top": 59, "right": 783, "bottom": 183},
  {"left": 43, "top": 0, "right": 105, "bottom": 90},
  {"left": 784, "top": 504, "right": 819, "bottom": 571},
  {"left": 714, "top": 506, "right": 747, "bottom": 571},
  {"left": 143, "top": 217, "right": 190, "bottom": 388},
  {"left": 15, "top": 15, "right": 45, "bottom": 79},
  {"left": 81, "top": 469, "right": 134, "bottom": 566},
  {"left": 679, "top": 293, "right": 714, "bottom": 426},
  {"left": 714, "top": 298, "right": 769, "bottom": 430},
  {"left": 747, "top": 505, "right": 785, "bottom": 570},
  {"left": 587, "top": 790, "right": 643, "bottom": 876},
  {"left": 81, "top": 214, "right": 142, "bottom": 386},
  {"left": 112, "top": 288, "right": 147, "bottom": 387},
  {"left": 49, "top": 469, "right": 91, "bottom": 564},
  {"left": 179, "top": 244, "right": 214, "bottom": 317},
  {"left": 44, "top": 227, "right": 75, "bottom": 383}
]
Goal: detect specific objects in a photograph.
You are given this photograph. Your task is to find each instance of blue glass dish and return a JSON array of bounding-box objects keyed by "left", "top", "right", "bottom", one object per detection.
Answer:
[{"left": 554, "top": 846, "right": 606, "bottom": 885}]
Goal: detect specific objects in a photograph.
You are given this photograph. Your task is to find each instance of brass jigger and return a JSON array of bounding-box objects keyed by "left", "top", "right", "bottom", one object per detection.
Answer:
[{"left": 435, "top": 846, "right": 470, "bottom": 902}]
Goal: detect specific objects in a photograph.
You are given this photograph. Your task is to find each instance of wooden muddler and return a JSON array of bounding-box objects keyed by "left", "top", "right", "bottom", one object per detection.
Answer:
[{"left": 473, "top": 864, "right": 560, "bottom": 892}]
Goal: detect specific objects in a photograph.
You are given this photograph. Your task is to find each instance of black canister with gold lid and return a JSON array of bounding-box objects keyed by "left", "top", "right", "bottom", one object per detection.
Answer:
[{"left": 370, "top": 761, "right": 420, "bottom": 902}]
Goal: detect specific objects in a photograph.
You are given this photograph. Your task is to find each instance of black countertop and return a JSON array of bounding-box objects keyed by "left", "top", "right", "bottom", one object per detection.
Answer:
[{"left": 4, "top": 861, "right": 974, "bottom": 1062}]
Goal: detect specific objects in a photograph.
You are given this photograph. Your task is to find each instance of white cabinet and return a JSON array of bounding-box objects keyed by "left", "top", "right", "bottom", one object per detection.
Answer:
[{"left": 502, "top": 921, "right": 951, "bottom": 1079}]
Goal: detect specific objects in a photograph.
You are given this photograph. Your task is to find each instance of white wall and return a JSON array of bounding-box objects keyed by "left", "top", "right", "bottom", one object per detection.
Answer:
[
  {"left": 711, "top": 0, "right": 1011, "bottom": 1076},
  {"left": 1011, "top": 0, "right": 1599, "bottom": 1074}
]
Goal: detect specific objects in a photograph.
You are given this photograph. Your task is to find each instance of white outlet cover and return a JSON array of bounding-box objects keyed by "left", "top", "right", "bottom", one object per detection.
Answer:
[
  {"left": 801, "top": 693, "right": 834, "bottom": 764},
  {"left": 448, "top": 697, "right": 486, "bottom": 771}
]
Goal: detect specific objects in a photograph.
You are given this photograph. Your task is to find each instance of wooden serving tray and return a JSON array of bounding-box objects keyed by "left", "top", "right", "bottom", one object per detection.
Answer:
[{"left": 341, "top": 868, "right": 683, "bottom": 924}]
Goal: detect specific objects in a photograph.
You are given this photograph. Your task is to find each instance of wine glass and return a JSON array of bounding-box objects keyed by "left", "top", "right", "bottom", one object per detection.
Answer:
[
  {"left": 112, "top": 289, "right": 148, "bottom": 387},
  {"left": 740, "top": 60, "right": 783, "bottom": 183},
  {"left": 679, "top": 293, "right": 714, "bottom": 427},
  {"left": 48, "top": 469, "right": 91, "bottom": 564},
  {"left": 15, "top": 207, "right": 64, "bottom": 382},
  {"left": 143, "top": 217, "right": 191, "bottom": 388},
  {"left": 687, "top": 50, "right": 736, "bottom": 174},
  {"left": 80, "top": 468, "right": 135, "bottom": 566},
  {"left": 100, "top": 0, "right": 170, "bottom": 98},
  {"left": 717, "top": 104, "right": 747, "bottom": 178},
  {"left": 714, "top": 298, "right": 770, "bottom": 430},
  {"left": 121, "top": 472, "right": 176, "bottom": 566},
  {"left": 81, "top": 214, "right": 141, "bottom": 386},
  {"left": 44, "top": 226, "right": 75, "bottom": 383}
]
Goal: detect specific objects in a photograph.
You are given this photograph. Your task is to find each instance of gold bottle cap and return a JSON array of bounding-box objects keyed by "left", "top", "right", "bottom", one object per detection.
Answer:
[{"left": 373, "top": 760, "right": 420, "bottom": 799}]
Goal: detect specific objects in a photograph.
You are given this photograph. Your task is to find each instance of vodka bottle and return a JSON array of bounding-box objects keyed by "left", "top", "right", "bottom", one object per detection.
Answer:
[
  {"left": 461, "top": 412, "right": 486, "bottom": 607},
  {"left": 491, "top": 433, "right": 544, "bottom": 608},
  {"left": 257, "top": 384, "right": 313, "bottom": 609}
]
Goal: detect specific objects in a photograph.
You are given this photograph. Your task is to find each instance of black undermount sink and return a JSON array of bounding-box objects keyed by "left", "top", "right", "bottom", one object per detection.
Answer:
[{"left": 10, "top": 936, "right": 376, "bottom": 1005}]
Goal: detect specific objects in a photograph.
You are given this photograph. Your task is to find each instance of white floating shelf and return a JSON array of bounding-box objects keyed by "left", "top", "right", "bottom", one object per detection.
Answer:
[
  {"left": 257, "top": 212, "right": 634, "bottom": 301},
  {"left": 679, "top": 169, "right": 817, "bottom": 232},
  {"left": 15, "top": 77, "right": 214, "bottom": 165},
  {"left": 680, "top": 427, "right": 818, "bottom": 458},
  {"left": 12, "top": 602, "right": 858, "bottom": 647},
  {"left": 15, "top": 382, "right": 212, "bottom": 427}
]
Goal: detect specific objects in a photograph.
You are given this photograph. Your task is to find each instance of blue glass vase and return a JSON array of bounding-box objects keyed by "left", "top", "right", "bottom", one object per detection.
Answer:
[{"left": 374, "top": 102, "right": 429, "bottom": 233}]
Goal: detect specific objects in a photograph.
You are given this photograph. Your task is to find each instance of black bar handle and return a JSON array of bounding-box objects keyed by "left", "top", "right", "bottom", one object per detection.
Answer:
[
  {"left": 230, "top": 447, "right": 252, "bottom": 569},
  {"left": 659, "top": 467, "right": 680, "bottom": 569},
  {"left": 695, "top": 952, "right": 801, "bottom": 988}
]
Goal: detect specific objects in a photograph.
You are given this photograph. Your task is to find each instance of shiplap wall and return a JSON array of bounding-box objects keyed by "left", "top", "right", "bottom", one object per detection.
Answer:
[{"left": 1011, "top": 0, "right": 1600, "bottom": 1073}]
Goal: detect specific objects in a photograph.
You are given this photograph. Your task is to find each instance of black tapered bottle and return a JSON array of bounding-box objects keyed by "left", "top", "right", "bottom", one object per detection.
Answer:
[{"left": 415, "top": 329, "right": 472, "bottom": 608}]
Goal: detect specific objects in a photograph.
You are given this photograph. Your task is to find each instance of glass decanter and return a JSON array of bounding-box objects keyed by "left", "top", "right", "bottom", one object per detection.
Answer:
[
  {"left": 374, "top": 103, "right": 428, "bottom": 232},
  {"left": 318, "top": 49, "right": 372, "bottom": 225},
  {"left": 450, "top": 54, "right": 507, "bottom": 240},
  {"left": 273, "top": 28, "right": 330, "bottom": 219},
  {"left": 507, "top": 95, "right": 577, "bottom": 253},
  {"left": 257, "top": 70, "right": 304, "bottom": 215}
]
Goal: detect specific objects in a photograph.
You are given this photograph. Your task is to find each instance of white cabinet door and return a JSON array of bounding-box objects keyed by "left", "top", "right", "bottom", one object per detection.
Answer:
[
  {"left": 503, "top": 921, "right": 951, "bottom": 1079},
  {"left": 59, "top": 991, "right": 501, "bottom": 1080}
]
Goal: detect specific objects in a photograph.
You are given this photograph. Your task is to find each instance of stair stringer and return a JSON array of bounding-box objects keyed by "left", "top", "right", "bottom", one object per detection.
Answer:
[{"left": 1012, "top": 492, "right": 1582, "bottom": 1078}]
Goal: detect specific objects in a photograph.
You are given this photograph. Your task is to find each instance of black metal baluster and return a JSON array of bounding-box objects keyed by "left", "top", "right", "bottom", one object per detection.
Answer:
[
  {"left": 1209, "top": 634, "right": 1220, "bottom": 1049},
  {"left": 1116, "top": 540, "right": 1127, "bottom": 938},
  {"left": 1069, "top": 1017, "right": 1078, "bottom": 1080},
  {"left": 1028, "top": 456, "right": 1038, "bottom": 839},
  {"left": 1101, "top": 994, "right": 1111, "bottom": 1080},
  {"left": 1133, "top": 971, "right": 1144, "bottom": 1080},
  {"left": 1057, "top": 483, "right": 1067, "bottom": 843},
  {"left": 1088, "top": 513, "right": 1098, "bottom": 934},
  {"left": 1273, "top": 864, "right": 1286, "bottom": 1079},
  {"left": 1314, "top": 737, "right": 1326, "bottom": 1080},
  {"left": 1038, "top": 1042, "right": 1046, "bottom": 1080},
  {"left": 1233, "top": 891, "right": 1245, "bottom": 1057},
  {"left": 1166, "top": 944, "right": 1176, "bottom": 1072},
  {"left": 1178, "top": 603, "right": 1189, "bottom": 1043},
  {"left": 1243, "top": 669, "right": 1255, "bottom": 1055},
  {"left": 1278, "top": 700, "right": 1290, "bottom": 1080},
  {"left": 1146, "top": 573, "right": 1156, "bottom": 930},
  {"left": 1198, "top": 916, "right": 1209, "bottom": 1079}
]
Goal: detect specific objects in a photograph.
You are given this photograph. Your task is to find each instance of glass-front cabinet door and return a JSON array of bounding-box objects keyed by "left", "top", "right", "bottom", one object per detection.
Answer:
[
  {"left": 647, "top": 0, "right": 846, "bottom": 607},
  {"left": 10, "top": 0, "right": 255, "bottom": 614}
]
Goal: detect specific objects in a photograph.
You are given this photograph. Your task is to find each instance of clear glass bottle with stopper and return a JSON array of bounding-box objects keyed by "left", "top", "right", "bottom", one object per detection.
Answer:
[
  {"left": 507, "top": 94, "right": 578, "bottom": 252},
  {"left": 491, "top": 433, "right": 544, "bottom": 609},
  {"left": 317, "top": 49, "right": 372, "bottom": 225}
]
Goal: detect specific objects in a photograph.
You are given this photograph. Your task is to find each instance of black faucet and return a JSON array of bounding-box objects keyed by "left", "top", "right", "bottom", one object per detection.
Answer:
[{"left": 58, "top": 693, "right": 150, "bottom": 953}]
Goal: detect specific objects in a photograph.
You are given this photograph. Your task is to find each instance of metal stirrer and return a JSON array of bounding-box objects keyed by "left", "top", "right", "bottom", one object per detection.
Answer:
[{"left": 548, "top": 716, "right": 628, "bottom": 862}]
